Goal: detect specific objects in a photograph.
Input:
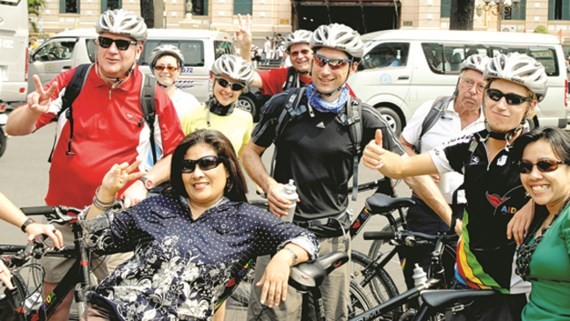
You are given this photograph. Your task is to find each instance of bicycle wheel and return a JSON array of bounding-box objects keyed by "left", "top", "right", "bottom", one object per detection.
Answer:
[
  {"left": 351, "top": 251, "right": 399, "bottom": 305},
  {"left": 0, "top": 272, "right": 29, "bottom": 321},
  {"left": 368, "top": 216, "right": 404, "bottom": 259},
  {"left": 348, "top": 281, "right": 373, "bottom": 318}
]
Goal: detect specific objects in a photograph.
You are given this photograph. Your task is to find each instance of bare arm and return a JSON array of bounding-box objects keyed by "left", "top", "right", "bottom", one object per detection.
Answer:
[
  {"left": 242, "top": 140, "right": 292, "bottom": 217},
  {"left": 235, "top": 14, "right": 252, "bottom": 62},
  {"left": 122, "top": 154, "right": 172, "bottom": 208}
]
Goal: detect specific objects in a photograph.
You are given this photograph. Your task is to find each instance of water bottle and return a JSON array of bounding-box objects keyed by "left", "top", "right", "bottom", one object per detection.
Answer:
[
  {"left": 412, "top": 263, "right": 428, "bottom": 287},
  {"left": 280, "top": 179, "right": 298, "bottom": 222}
]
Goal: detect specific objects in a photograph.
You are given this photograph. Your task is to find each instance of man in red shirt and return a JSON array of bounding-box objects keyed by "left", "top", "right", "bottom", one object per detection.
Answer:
[{"left": 7, "top": 9, "right": 184, "bottom": 321}]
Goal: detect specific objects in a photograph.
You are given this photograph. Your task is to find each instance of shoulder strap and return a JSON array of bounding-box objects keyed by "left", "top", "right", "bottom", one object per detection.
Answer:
[
  {"left": 415, "top": 95, "right": 453, "bottom": 153},
  {"left": 140, "top": 73, "right": 158, "bottom": 165},
  {"left": 346, "top": 96, "right": 363, "bottom": 201},
  {"left": 270, "top": 87, "right": 307, "bottom": 177},
  {"left": 48, "top": 63, "right": 92, "bottom": 162},
  {"left": 282, "top": 67, "right": 299, "bottom": 91}
]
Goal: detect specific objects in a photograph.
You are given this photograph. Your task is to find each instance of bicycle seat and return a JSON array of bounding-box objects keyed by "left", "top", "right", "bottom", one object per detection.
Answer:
[
  {"left": 365, "top": 193, "right": 415, "bottom": 214},
  {"left": 421, "top": 289, "right": 497, "bottom": 309},
  {"left": 289, "top": 251, "right": 348, "bottom": 292}
]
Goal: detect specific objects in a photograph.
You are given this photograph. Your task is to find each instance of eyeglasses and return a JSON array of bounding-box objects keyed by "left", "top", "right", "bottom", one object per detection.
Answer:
[
  {"left": 461, "top": 78, "right": 486, "bottom": 94},
  {"left": 290, "top": 49, "right": 311, "bottom": 58},
  {"left": 215, "top": 78, "right": 245, "bottom": 91},
  {"left": 181, "top": 155, "right": 224, "bottom": 174},
  {"left": 97, "top": 36, "right": 137, "bottom": 51},
  {"left": 517, "top": 159, "right": 569, "bottom": 174},
  {"left": 313, "top": 53, "right": 352, "bottom": 70},
  {"left": 154, "top": 65, "right": 179, "bottom": 72},
  {"left": 486, "top": 88, "right": 532, "bottom": 105}
]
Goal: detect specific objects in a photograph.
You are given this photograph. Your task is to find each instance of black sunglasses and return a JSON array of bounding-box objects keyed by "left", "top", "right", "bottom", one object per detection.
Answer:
[
  {"left": 181, "top": 155, "right": 224, "bottom": 174},
  {"left": 313, "top": 53, "right": 352, "bottom": 70},
  {"left": 518, "top": 159, "right": 569, "bottom": 174},
  {"left": 486, "top": 88, "right": 532, "bottom": 105},
  {"left": 98, "top": 36, "right": 137, "bottom": 51},
  {"left": 215, "top": 78, "right": 245, "bottom": 91}
]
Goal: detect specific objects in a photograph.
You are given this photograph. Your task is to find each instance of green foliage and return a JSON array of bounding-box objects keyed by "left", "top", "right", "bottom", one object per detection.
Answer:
[
  {"left": 28, "top": 0, "right": 47, "bottom": 32},
  {"left": 534, "top": 25, "right": 549, "bottom": 34}
]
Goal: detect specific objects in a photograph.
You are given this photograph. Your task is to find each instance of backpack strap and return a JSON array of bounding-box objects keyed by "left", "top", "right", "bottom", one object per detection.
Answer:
[
  {"left": 140, "top": 73, "right": 158, "bottom": 165},
  {"left": 282, "top": 67, "right": 299, "bottom": 91},
  {"left": 345, "top": 96, "right": 363, "bottom": 201},
  {"left": 415, "top": 95, "right": 454, "bottom": 153},
  {"left": 48, "top": 63, "right": 92, "bottom": 162}
]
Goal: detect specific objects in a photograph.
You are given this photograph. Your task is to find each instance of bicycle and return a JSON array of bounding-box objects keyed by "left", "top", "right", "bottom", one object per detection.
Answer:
[{"left": 0, "top": 206, "right": 93, "bottom": 321}]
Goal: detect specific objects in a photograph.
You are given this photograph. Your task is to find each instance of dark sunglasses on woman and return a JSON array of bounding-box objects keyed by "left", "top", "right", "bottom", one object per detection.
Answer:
[
  {"left": 215, "top": 78, "right": 245, "bottom": 91},
  {"left": 486, "top": 88, "right": 532, "bottom": 105},
  {"left": 518, "top": 159, "right": 569, "bottom": 174},
  {"left": 182, "top": 156, "right": 224, "bottom": 173},
  {"left": 97, "top": 36, "right": 137, "bottom": 51}
]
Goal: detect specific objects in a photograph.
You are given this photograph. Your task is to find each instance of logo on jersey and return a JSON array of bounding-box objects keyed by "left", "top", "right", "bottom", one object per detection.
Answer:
[
  {"left": 469, "top": 155, "right": 480, "bottom": 165},
  {"left": 486, "top": 191, "right": 520, "bottom": 216}
]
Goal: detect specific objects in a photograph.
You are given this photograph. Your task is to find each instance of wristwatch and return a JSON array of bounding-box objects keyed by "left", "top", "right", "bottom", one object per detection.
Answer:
[{"left": 139, "top": 177, "right": 154, "bottom": 191}]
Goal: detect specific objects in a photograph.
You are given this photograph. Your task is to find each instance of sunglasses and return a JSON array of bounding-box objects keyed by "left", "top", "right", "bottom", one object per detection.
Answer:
[
  {"left": 215, "top": 78, "right": 245, "bottom": 91},
  {"left": 97, "top": 36, "right": 137, "bottom": 51},
  {"left": 313, "top": 53, "right": 352, "bottom": 70},
  {"left": 290, "top": 49, "right": 311, "bottom": 58},
  {"left": 517, "top": 159, "right": 568, "bottom": 174},
  {"left": 154, "top": 65, "right": 179, "bottom": 72},
  {"left": 486, "top": 88, "right": 532, "bottom": 105},
  {"left": 181, "top": 155, "right": 224, "bottom": 174}
]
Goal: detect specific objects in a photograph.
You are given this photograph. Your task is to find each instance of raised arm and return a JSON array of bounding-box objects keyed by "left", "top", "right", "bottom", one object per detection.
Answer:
[{"left": 234, "top": 14, "right": 263, "bottom": 89}]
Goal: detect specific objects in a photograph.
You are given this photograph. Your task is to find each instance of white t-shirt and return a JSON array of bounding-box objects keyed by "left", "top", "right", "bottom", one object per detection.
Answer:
[
  {"left": 401, "top": 98, "right": 485, "bottom": 203},
  {"left": 170, "top": 88, "right": 201, "bottom": 120}
]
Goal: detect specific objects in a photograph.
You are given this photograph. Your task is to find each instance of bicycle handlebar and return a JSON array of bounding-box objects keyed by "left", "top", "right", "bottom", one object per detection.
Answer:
[
  {"left": 363, "top": 230, "right": 454, "bottom": 243},
  {"left": 1, "top": 235, "right": 48, "bottom": 269},
  {"left": 20, "top": 206, "right": 83, "bottom": 225}
]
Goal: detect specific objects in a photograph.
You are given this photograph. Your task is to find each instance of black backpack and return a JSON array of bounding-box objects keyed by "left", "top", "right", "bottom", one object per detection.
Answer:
[
  {"left": 272, "top": 88, "right": 363, "bottom": 201},
  {"left": 414, "top": 95, "right": 455, "bottom": 153},
  {"left": 49, "top": 64, "right": 159, "bottom": 164}
]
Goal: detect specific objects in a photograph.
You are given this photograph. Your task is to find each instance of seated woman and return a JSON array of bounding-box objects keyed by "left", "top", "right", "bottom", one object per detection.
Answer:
[
  {"left": 513, "top": 127, "right": 570, "bottom": 321},
  {"left": 81, "top": 129, "right": 318, "bottom": 321},
  {"left": 0, "top": 192, "right": 63, "bottom": 289}
]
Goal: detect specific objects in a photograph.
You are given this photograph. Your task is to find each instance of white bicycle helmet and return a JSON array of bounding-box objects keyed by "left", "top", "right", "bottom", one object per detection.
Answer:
[
  {"left": 311, "top": 23, "right": 364, "bottom": 59},
  {"left": 485, "top": 52, "right": 548, "bottom": 102},
  {"left": 284, "top": 30, "right": 312, "bottom": 51},
  {"left": 460, "top": 53, "right": 490, "bottom": 74},
  {"left": 96, "top": 9, "right": 148, "bottom": 41},
  {"left": 211, "top": 55, "right": 254, "bottom": 85},
  {"left": 150, "top": 44, "right": 185, "bottom": 69}
]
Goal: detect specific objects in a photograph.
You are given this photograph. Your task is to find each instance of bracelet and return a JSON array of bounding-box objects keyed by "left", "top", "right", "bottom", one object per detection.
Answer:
[
  {"left": 282, "top": 247, "right": 298, "bottom": 266},
  {"left": 93, "top": 187, "right": 115, "bottom": 211},
  {"left": 20, "top": 218, "right": 36, "bottom": 233}
]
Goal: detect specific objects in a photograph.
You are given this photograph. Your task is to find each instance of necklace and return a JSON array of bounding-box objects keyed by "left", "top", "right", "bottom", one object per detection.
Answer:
[{"left": 516, "top": 197, "right": 570, "bottom": 281}]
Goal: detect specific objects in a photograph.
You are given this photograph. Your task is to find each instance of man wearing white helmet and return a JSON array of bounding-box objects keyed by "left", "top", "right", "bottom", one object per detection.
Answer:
[
  {"left": 398, "top": 54, "right": 489, "bottom": 290},
  {"left": 149, "top": 44, "right": 200, "bottom": 119},
  {"left": 363, "top": 52, "right": 549, "bottom": 320},
  {"left": 243, "top": 23, "right": 449, "bottom": 321},
  {"left": 6, "top": 9, "right": 184, "bottom": 321}
]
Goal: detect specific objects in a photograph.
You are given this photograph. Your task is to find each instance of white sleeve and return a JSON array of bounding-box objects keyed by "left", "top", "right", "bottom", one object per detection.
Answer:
[{"left": 400, "top": 99, "right": 436, "bottom": 146}]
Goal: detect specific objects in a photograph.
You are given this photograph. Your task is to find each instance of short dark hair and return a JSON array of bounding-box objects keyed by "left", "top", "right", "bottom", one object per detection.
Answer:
[
  {"left": 170, "top": 129, "right": 248, "bottom": 202},
  {"left": 512, "top": 127, "right": 570, "bottom": 163}
]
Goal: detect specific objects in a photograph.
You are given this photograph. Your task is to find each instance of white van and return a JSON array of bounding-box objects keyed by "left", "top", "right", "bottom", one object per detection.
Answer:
[
  {"left": 28, "top": 28, "right": 260, "bottom": 114},
  {"left": 348, "top": 29, "right": 569, "bottom": 135}
]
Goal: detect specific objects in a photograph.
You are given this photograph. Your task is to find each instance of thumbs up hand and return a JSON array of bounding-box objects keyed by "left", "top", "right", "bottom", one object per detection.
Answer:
[{"left": 363, "top": 129, "right": 387, "bottom": 170}]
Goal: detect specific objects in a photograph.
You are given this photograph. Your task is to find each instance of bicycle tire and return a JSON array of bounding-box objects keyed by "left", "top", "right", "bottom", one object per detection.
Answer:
[
  {"left": 368, "top": 216, "right": 404, "bottom": 259},
  {"left": 348, "top": 281, "right": 373, "bottom": 318},
  {"left": 351, "top": 251, "right": 399, "bottom": 305},
  {"left": 0, "top": 271, "right": 29, "bottom": 321}
]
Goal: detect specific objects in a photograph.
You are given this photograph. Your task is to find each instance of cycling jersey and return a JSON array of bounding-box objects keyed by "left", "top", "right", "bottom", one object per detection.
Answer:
[
  {"left": 35, "top": 66, "right": 184, "bottom": 208},
  {"left": 258, "top": 67, "right": 311, "bottom": 95},
  {"left": 429, "top": 130, "right": 528, "bottom": 293}
]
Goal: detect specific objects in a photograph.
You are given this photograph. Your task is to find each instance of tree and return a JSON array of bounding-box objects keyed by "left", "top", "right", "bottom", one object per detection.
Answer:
[
  {"left": 28, "top": 0, "right": 47, "bottom": 32},
  {"left": 449, "top": 0, "right": 475, "bottom": 30},
  {"left": 140, "top": 0, "right": 164, "bottom": 28}
]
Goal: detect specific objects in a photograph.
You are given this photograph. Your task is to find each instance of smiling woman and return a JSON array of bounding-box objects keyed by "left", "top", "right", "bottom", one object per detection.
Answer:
[{"left": 80, "top": 129, "right": 318, "bottom": 321}]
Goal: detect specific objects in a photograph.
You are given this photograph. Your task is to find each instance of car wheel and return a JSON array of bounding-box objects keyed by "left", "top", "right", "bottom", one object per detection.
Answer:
[
  {"left": 237, "top": 95, "right": 257, "bottom": 119},
  {"left": 377, "top": 106, "right": 403, "bottom": 136}
]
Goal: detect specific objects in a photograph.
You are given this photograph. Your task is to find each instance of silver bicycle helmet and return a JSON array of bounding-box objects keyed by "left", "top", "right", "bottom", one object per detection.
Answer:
[
  {"left": 311, "top": 23, "right": 364, "bottom": 59},
  {"left": 485, "top": 52, "right": 548, "bottom": 102},
  {"left": 460, "top": 53, "right": 490, "bottom": 74},
  {"left": 149, "top": 44, "right": 185, "bottom": 69},
  {"left": 284, "top": 30, "right": 312, "bottom": 51},
  {"left": 211, "top": 54, "right": 254, "bottom": 85},
  {"left": 96, "top": 9, "right": 148, "bottom": 42}
]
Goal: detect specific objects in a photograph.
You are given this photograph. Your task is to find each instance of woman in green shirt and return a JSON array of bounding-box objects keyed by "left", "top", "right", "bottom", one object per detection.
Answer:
[{"left": 514, "top": 127, "right": 570, "bottom": 321}]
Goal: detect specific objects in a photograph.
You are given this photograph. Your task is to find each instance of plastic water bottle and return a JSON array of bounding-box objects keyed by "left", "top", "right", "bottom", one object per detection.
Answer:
[
  {"left": 280, "top": 179, "right": 298, "bottom": 222},
  {"left": 412, "top": 263, "right": 428, "bottom": 287}
]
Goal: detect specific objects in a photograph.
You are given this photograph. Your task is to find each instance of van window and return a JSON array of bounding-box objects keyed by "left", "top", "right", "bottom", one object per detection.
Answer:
[
  {"left": 214, "top": 41, "right": 234, "bottom": 59},
  {"left": 140, "top": 40, "right": 205, "bottom": 67},
  {"left": 361, "top": 42, "right": 409, "bottom": 70},
  {"left": 489, "top": 46, "right": 560, "bottom": 77},
  {"left": 33, "top": 39, "right": 77, "bottom": 62}
]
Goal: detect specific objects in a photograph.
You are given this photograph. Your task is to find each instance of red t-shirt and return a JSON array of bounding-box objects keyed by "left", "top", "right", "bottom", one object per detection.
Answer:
[
  {"left": 35, "top": 66, "right": 184, "bottom": 208},
  {"left": 258, "top": 67, "right": 356, "bottom": 96}
]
